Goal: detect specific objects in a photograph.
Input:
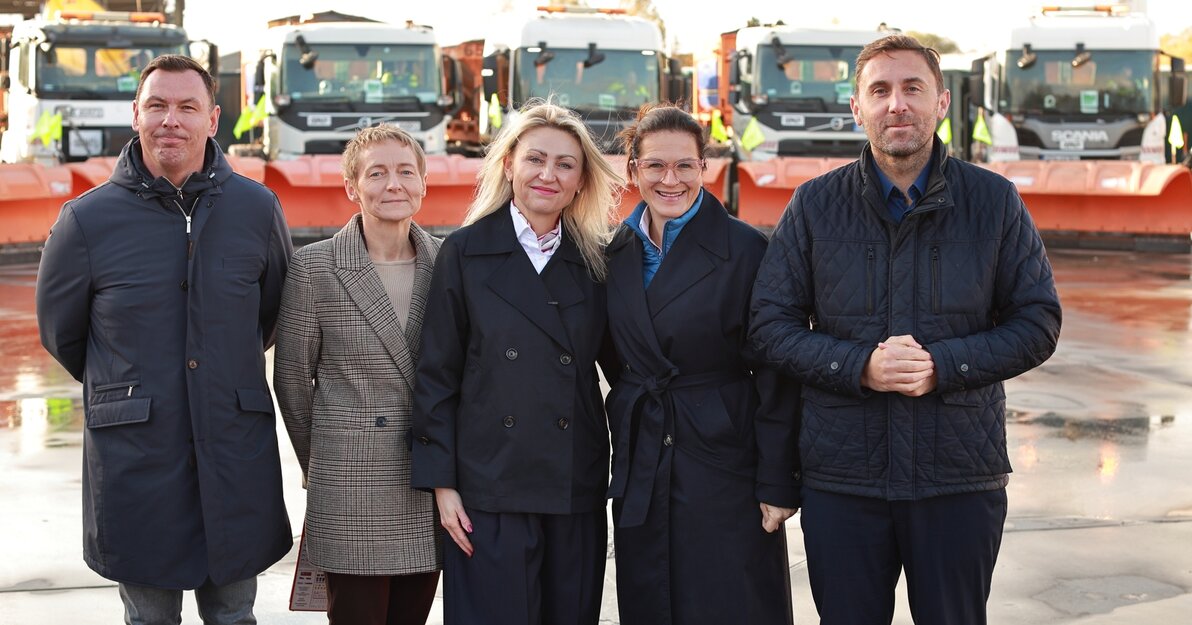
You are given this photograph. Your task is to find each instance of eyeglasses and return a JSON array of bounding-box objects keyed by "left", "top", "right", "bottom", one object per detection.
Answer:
[{"left": 632, "top": 158, "right": 705, "bottom": 183}]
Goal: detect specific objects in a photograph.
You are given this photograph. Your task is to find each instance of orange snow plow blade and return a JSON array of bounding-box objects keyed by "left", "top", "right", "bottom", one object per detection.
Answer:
[
  {"left": 609, "top": 156, "right": 732, "bottom": 219},
  {"left": 737, "top": 157, "right": 854, "bottom": 229},
  {"left": 67, "top": 156, "right": 265, "bottom": 198},
  {"left": 0, "top": 164, "right": 74, "bottom": 245},
  {"left": 982, "top": 161, "right": 1192, "bottom": 246},
  {"left": 266, "top": 155, "right": 479, "bottom": 237}
]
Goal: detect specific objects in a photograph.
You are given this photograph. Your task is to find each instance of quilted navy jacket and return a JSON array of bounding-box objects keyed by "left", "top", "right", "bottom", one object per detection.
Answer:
[{"left": 748, "top": 139, "right": 1061, "bottom": 501}]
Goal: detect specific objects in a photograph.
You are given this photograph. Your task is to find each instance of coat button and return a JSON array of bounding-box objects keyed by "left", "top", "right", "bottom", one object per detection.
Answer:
[
  {"left": 187, "top": 359, "right": 199, "bottom": 369},
  {"left": 179, "top": 280, "right": 188, "bottom": 291},
  {"left": 793, "top": 470, "right": 802, "bottom": 480},
  {"left": 375, "top": 416, "right": 387, "bottom": 427},
  {"left": 557, "top": 418, "right": 569, "bottom": 430},
  {"left": 559, "top": 353, "right": 573, "bottom": 365},
  {"left": 829, "top": 361, "right": 840, "bottom": 371},
  {"left": 418, "top": 436, "right": 430, "bottom": 445},
  {"left": 663, "top": 434, "right": 673, "bottom": 446},
  {"left": 503, "top": 415, "right": 516, "bottom": 428},
  {"left": 505, "top": 348, "right": 518, "bottom": 360},
  {"left": 960, "top": 363, "right": 970, "bottom": 373}
]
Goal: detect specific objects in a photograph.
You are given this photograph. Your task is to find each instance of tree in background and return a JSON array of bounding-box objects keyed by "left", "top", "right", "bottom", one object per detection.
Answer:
[
  {"left": 908, "top": 31, "right": 961, "bottom": 54},
  {"left": 621, "top": 0, "right": 666, "bottom": 44},
  {"left": 1161, "top": 27, "right": 1192, "bottom": 68}
]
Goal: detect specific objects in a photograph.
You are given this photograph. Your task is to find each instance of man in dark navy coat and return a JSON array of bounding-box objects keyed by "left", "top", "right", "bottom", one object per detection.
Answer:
[
  {"left": 36, "top": 55, "right": 293, "bottom": 624},
  {"left": 750, "top": 35, "right": 1061, "bottom": 625}
]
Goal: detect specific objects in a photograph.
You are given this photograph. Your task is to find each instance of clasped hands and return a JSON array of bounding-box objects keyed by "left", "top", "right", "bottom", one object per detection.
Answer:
[{"left": 860, "top": 335, "right": 937, "bottom": 397}]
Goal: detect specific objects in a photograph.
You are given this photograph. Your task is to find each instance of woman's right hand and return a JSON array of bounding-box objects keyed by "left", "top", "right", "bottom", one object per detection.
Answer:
[{"left": 435, "top": 488, "right": 474, "bottom": 557}]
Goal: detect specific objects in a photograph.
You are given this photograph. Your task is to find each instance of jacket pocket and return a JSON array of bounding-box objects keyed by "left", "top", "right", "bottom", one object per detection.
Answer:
[
  {"left": 866, "top": 246, "right": 876, "bottom": 315},
  {"left": 237, "top": 388, "right": 276, "bottom": 416},
  {"left": 933, "top": 385, "right": 1010, "bottom": 481},
  {"left": 93, "top": 380, "right": 139, "bottom": 397},
  {"left": 800, "top": 386, "right": 869, "bottom": 479},
  {"left": 930, "top": 245, "right": 941, "bottom": 314},
  {"left": 87, "top": 397, "right": 151, "bottom": 429}
]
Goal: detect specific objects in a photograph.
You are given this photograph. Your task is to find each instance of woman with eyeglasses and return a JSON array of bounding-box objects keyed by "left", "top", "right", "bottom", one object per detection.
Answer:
[{"left": 604, "top": 105, "right": 800, "bottom": 624}]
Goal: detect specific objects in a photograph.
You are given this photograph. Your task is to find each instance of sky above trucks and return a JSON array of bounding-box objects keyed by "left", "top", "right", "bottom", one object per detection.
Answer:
[{"left": 183, "top": 0, "right": 1192, "bottom": 56}]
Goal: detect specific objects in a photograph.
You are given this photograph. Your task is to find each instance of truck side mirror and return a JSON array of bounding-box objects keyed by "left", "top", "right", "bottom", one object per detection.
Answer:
[
  {"left": 189, "top": 40, "right": 218, "bottom": 77},
  {"left": 482, "top": 54, "right": 500, "bottom": 108},
  {"left": 1171, "top": 58, "right": 1188, "bottom": 109},
  {"left": 967, "top": 58, "right": 985, "bottom": 108},
  {"left": 446, "top": 57, "right": 464, "bottom": 116}
]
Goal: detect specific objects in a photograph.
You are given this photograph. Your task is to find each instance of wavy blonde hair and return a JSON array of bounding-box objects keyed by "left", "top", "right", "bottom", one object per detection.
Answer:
[{"left": 465, "top": 99, "right": 623, "bottom": 280}]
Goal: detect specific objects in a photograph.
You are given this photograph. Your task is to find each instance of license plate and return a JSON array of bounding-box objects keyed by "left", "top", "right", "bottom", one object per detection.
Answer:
[{"left": 780, "top": 114, "right": 806, "bottom": 127}]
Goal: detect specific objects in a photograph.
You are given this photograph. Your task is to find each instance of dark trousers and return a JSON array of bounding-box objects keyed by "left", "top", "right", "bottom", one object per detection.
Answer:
[
  {"left": 801, "top": 487, "right": 1008, "bottom": 625},
  {"left": 324, "top": 570, "right": 441, "bottom": 625},
  {"left": 443, "top": 507, "right": 606, "bottom": 625}
]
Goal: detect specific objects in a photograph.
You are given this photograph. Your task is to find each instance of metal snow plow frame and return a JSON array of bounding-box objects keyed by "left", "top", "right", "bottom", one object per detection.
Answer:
[
  {"left": 0, "top": 164, "right": 73, "bottom": 248},
  {"left": 736, "top": 157, "right": 856, "bottom": 229},
  {"left": 982, "top": 161, "right": 1192, "bottom": 251},
  {"left": 264, "top": 155, "right": 481, "bottom": 240}
]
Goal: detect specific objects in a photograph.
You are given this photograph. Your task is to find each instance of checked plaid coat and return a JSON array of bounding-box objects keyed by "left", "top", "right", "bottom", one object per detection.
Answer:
[{"left": 274, "top": 214, "right": 443, "bottom": 575}]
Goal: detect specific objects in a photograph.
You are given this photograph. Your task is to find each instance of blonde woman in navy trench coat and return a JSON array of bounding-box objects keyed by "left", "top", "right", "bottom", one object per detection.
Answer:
[
  {"left": 411, "top": 101, "right": 623, "bottom": 625},
  {"left": 604, "top": 105, "right": 802, "bottom": 624}
]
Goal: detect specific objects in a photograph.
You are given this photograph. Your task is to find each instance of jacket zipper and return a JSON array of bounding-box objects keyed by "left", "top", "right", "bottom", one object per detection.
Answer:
[
  {"left": 170, "top": 189, "right": 201, "bottom": 260},
  {"left": 866, "top": 246, "right": 876, "bottom": 315},
  {"left": 931, "top": 245, "right": 941, "bottom": 313},
  {"left": 94, "top": 381, "right": 139, "bottom": 397}
]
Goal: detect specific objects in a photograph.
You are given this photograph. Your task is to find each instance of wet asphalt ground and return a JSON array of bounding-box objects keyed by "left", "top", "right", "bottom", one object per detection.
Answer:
[{"left": 2, "top": 248, "right": 1191, "bottom": 624}]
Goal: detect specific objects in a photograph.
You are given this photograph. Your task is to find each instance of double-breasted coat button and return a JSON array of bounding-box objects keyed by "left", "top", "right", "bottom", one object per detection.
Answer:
[
  {"left": 179, "top": 280, "right": 188, "bottom": 291},
  {"left": 503, "top": 415, "right": 516, "bottom": 428},
  {"left": 557, "top": 418, "right": 570, "bottom": 430},
  {"left": 960, "top": 363, "right": 970, "bottom": 373},
  {"left": 187, "top": 359, "right": 199, "bottom": 369},
  {"left": 418, "top": 436, "right": 430, "bottom": 445},
  {"left": 375, "top": 416, "right": 387, "bottom": 427},
  {"left": 663, "top": 434, "right": 674, "bottom": 446},
  {"left": 560, "top": 353, "right": 573, "bottom": 365},
  {"left": 505, "top": 348, "right": 518, "bottom": 360},
  {"left": 793, "top": 470, "right": 802, "bottom": 480}
]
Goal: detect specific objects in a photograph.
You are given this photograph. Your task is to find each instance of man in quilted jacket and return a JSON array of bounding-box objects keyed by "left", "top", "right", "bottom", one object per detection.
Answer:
[{"left": 749, "top": 34, "right": 1061, "bottom": 625}]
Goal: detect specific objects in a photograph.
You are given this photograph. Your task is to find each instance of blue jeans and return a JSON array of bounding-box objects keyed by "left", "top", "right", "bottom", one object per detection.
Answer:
[{"left": 119, "top": 577, "right": 257, "bottom": 625}]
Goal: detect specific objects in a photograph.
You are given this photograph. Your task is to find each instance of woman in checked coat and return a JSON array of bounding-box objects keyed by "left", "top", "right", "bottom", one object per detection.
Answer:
[{"left": 274, "top": 125, "right": 442, "bottom": 625}]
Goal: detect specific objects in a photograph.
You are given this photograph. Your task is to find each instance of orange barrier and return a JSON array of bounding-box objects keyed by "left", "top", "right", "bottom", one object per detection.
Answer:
[
  {"left": 737, "top": 157, "right": 855, "bottom": 229},
  {"left": 982, "top": 161, "right": 1192, "bottom": 236},
  {"left": 0, "top": 164, "right": 74, "bottom": 245},
  {"left": 266, "top": 155, "right": 480, "bottom": 234},
  {"left": 610, "top": 156, "right": 732, "bottom": 220}
]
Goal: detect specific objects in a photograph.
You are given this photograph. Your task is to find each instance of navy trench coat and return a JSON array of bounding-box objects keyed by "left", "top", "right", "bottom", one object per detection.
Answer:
[
  {"left": 411, "top": 206, "right": 617, "bottom": 515},
  {"left": 36, "top": 138, "right": 293, "bottom": 588},
  {"left": 604, "top": 192, "right": 799, "bottom": 624}
]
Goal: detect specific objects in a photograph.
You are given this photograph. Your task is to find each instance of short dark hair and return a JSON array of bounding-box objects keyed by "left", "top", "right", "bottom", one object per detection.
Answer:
[
  {"left": 855, "top": 34, "right": 944, "bottom": 94},
  {"left": 135, "top": 54, "right": 217, "bottom": 108},
  {"left": 617, "top": 104, "right": 707, "bottom": 179}
]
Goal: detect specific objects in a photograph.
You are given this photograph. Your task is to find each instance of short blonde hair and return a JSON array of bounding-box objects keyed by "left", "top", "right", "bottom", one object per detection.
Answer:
[
  {"left": 466, "top": 99, "right": 623, "bottom": 280},
  {"left": 341, "top": 125, "right": 428, "bottom": 182}
]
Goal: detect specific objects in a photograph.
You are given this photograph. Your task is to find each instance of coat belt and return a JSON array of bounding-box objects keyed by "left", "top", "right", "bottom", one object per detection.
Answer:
[{"left": 609, "top": 367, "right": 745, "bottom": 528}]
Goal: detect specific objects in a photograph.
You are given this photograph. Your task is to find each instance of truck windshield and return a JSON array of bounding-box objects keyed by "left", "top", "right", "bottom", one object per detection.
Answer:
[
  {"left": 512, "top": 48, "right": 660, "bottom": 111},
  {"left": 756, "top": 44, "right": 862, "bottom": 112},
  {"left": 282, "top": 43, "right": 441, "bottom": 105},
  {"left": 37, "top": 43, "right": 186, "bottom": 99},
  {"left": 1004, "top": 49, "right": 1154, "bottom": 115}
]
